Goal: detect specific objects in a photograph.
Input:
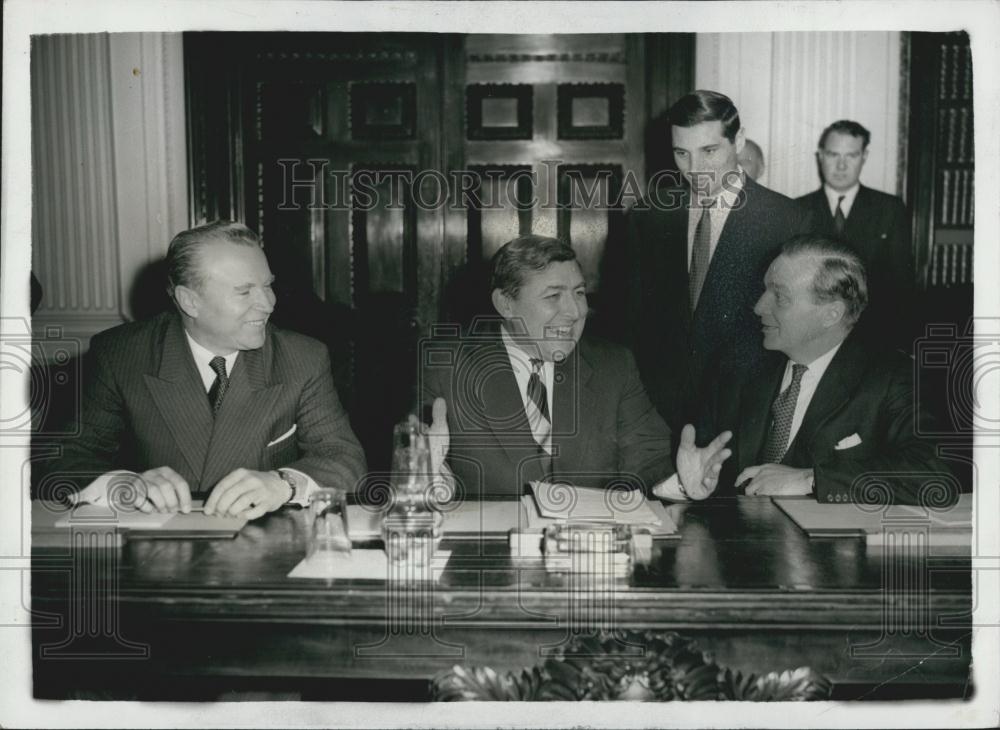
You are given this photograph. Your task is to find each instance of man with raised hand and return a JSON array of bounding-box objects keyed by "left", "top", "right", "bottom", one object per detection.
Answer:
[{"left": 422, "top": 234, "right": 731, "bottom": 502}]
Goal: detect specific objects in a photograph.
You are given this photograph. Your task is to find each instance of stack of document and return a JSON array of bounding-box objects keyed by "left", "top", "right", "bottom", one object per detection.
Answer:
[
  {"left": 522, "top": 482, "right": 678, "bottom": 537},
  {"left": 774, "top": 494, "right": 973, "bottom": 547}
]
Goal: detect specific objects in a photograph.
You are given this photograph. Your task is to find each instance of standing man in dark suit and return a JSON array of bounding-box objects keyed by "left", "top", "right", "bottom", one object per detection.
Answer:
[
  {"left": 421, "top": 235, "right": 732, "bottom": 501},
  {"left": 625, "top": 90, "right": 810, "bottom": 435},
  {"left": 57, "top": 221, "right": 366, "bottom": 519},
  {"left": 798, "top": 120, "right": 915, "bottom": 350},
  {"left": 696, "top": 235, "right": 951, "bottom": 506}
]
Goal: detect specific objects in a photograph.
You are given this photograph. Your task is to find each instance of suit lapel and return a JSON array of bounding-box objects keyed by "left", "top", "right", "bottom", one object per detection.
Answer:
[
  {"left": 551, "top": 343, "right": 592, "bottom": 475},
  {"left": 201, "top": 332, "right": 285, "bottom": 488},
  {"left": 738, "top": 358, "right": 784, "bottom": 469},
  {"left": 843, "top": 185, "right": 873, "bottom": 252},
  {"left": 663, "top": 188, "right": 693, "bottom": 333},
  {"left": 786, "top": 336, "right": 866, "bottom": 459},
  {"left": 142, "top": 315, "right": 215, "bottom": 485},
  {"left": 808, "top": 189, "right": 836, "bottom": 235},
  {"left": 478, "top": 339, "right": 548, "bottom": 484}
]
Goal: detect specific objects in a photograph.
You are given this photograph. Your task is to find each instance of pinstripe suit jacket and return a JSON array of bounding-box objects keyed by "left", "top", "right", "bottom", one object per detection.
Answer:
[{"left": 56, "top": 312, "right": 366, "bottom": 496}]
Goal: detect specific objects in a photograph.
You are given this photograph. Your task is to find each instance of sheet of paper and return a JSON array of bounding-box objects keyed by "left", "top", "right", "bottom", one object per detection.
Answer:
[
  {"left": 520, "top": 494, "right": 677, "bottom": 536},
  {"left": 55, "top": 504, "right": 173, "bottom": 529},
  {"left": 530, "top": 481, "right": 662, "bottom": 526},
  {"left": 774, "top": 493, "right": 973, "bottom": 535},
  {"left": 287, "top": 549, "right": 451, "bottom": 581},
  {"left": 53, "top": 500, "right": 247, "bottom": 536},
  {"left": 346, "top": 501, "right": 529, "bottom": 539},
  {"left": 443, "top": 500, "right": 527, "bottom": 534}
]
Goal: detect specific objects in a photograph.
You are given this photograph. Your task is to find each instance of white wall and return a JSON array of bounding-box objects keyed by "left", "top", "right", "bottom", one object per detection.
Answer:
[
  {"left": 695, "top": 31, "right": 902, "bottom": 200},
  {"left": 31, "top": 33, "right": 188, "bottom": 344}
]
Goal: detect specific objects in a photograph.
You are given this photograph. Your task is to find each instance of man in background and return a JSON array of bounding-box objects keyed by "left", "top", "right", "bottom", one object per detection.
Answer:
[
  {"left": 54, "top": 221, "right": 366, "bottom": 519},
  {"left": 738, "top": 138, "right": 766, "bottom": 181},
  {"left": 625, "top": 90, "right": 810, "bottom": 436},
  {"left": 798, "top": 120, "right": 915, "bottom": 351}
]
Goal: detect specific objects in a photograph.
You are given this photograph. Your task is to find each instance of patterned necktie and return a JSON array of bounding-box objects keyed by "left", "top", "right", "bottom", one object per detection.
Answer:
[
  {"left": 526, "top": 358, "right": 551, "bottom": 454},
  {"left": 833, "top": 195, "right": 846, "bottom": 235},
  {"left": 207, "top": 356, "right": 229, "bottom": 414},
  {"left": 689, "top": 200, "right": 713, "bottom": 313},
  {"left": 761, "top": 363, "right": 808, "bottom": 463}
]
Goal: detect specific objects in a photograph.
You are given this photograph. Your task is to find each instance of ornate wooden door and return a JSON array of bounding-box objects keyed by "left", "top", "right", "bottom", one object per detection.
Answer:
[{"left": 186, "top": 32, "right": 691, "bottom": 468}]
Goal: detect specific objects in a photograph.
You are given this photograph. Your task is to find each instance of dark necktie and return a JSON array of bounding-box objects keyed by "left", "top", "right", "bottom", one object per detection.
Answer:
[
  {"left": 207, "top": 356, "right": 229, "bottom": 414},
  {"left": 761, "top": 363, "right": 808, "bottom": 463},
  {"left": 689, "top": 200, "right": 713, "bottom": 313},
  {"left": 833, "top": 195, "right": 846, "bottom": 235},
  {"left": 526, "top": 358, "right": 551, "bottom": 453}
]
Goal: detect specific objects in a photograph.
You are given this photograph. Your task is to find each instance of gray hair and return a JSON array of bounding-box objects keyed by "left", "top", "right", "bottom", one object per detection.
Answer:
[
  {"left": 780, "top": 234, "right": 869, "bottom": 326},
  {"left": 165, "top": 220, "right": 262, "bottom": 298}
]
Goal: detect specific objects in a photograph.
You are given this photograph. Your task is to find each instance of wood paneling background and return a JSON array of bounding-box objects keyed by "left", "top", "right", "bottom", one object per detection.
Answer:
[{"left": 185, "top": 32, "right": 693, "bottom": 468}]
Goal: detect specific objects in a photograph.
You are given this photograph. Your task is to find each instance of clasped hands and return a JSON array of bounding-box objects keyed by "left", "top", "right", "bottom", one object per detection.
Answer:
[{"left": 117, "top": 466, "right": 291, "bottom": 520}]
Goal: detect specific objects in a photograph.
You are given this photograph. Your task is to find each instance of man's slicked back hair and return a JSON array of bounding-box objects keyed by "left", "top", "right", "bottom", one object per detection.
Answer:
[
  {"left": 818, "top": 119, "right": 871, "bottom": 150},
  {"left": 780, "top": 234, "right": 869, "bottom": 327},
  {"left": 667, "top": 90, "right": 741, "bottom": 143},
  {"left": 491, "top": 235, "right": 578, "bottom": 299},
  {"left": 165, "top": 220, "right": 262, "bottom": 298}
]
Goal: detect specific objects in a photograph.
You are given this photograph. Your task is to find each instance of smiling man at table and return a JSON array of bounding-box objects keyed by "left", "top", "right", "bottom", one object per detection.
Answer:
[
  {"left": 55, "top": 221, "right": 366, "bottom": 518},
  {"left": 421, "top": 234, "right": 732, "bottom": 501},
  {"left": 701, "top": 234, "right": 952, "bottom": 504}
]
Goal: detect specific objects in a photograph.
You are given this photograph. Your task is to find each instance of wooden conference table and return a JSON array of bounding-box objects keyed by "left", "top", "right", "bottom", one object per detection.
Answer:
[{"left": 31, "top": 497, "right": 972, "bottom": 701}]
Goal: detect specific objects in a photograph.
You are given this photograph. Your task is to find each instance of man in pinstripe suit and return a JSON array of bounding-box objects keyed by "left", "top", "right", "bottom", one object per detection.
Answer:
[{"left": 57, "top": 221, "right": 366, "bottom": 520}]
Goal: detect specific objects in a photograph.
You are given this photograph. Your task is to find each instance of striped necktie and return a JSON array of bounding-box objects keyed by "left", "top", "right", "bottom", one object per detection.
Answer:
[
  {"left": 526, "top": 358, "right": 551, "bottom": 454},
  {"left": 761, "top": 363, "right": 807, "bottom": 463},
  {"left": 207, "top": 356, "right": 230, "bottom": 415}
]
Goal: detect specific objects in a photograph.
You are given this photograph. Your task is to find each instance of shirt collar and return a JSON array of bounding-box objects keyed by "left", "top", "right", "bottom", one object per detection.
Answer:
[
  {"left": 184, "top": 329, "right": 239, "bottom": 374},
  {"left": 790, "top": 339, "right": 843, "bottom": 380},
  {"left": 823, "top": 182, "right": 860, "bottom": 210},
  {"left": 691, "top": 166, "right": 745, "bottom": 209}
]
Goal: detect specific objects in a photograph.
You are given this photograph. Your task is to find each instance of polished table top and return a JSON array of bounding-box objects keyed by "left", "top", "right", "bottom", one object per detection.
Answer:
[
  {"left": 30, "top": 496, "right": 974, "bottom": 698},
  {"left": 32, "top": 497, "right": 971, "bottom": 625}
]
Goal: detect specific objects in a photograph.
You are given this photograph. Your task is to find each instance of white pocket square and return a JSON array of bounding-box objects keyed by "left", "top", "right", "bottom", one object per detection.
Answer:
[
  {"left": 267, "top": 423, "right": 297, "bottom": 447},
  {"left": 835, "top": 433, "right": 862, "bottom": 450}
]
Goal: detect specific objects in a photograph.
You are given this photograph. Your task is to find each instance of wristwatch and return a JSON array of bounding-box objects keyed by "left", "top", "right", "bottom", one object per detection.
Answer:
[{"left": 275, "top": 469, "right": 298, "bottom": 504}]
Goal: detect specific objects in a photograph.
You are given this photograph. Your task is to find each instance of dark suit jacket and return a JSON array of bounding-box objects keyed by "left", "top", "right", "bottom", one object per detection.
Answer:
[
  {"left": 798, "top": 185, "right": 915, "bottom": 350},
  {"left": 625, "top": 175, "right": 811, "bottom": 434},
  {"left": 706, "top": 333, "right": 954, "bottom": 505},
  {"left": 55, "top": 312, "right": 366, "bottom": 496},
  {"left": 421, "top": 333, "right": 674, "bottom": 500}
]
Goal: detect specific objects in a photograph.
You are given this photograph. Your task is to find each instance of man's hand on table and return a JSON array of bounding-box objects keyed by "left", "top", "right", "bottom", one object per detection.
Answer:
[
  {"left": 131, "top": 466, "right": 193, "bottom": 514},
  {"left": 654, "top": 425, "right": 732, "bottom": 501},
  {"left": 738, "top": 464, "right": 814, "bottom": 496},
  {"left": 204, "top": 468, "right": 293, "bottom": 520}
]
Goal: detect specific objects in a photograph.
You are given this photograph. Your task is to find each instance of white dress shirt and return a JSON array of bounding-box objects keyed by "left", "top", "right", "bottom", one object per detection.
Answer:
[
  {"left": 778, "top": 341, "right": 843, "bottom": 450},
  {"left": 823, "top": 183, "right": 860, "bottom": 219},
  {"left": 686, "top": 167, "right": 745, "bottom": 269},
  {"left": 501, "top": 327, "right": 554, "bottom": 445},
  {"left": 655, "top": 341, "right": 844, "bottom": 502},
  {"left": 185, "top": 332, "right": 240, "bottom": 391}
]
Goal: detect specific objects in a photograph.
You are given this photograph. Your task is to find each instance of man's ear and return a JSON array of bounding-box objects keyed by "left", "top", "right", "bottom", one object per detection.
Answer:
[
  {"left": 174, "top": 285, "right": 200, "bottom": 319},
  {"left": 861, "top": 146, "right": 870, "bottom": 166},
  {"left": 491, "top": 288, "right": 513, "bottom": 319},
  {"left": 823, "top": 300, "right": 846, "bottom": 329},
  {"left": 734, "top": 127, "right": 746, "bottom": 155}
]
